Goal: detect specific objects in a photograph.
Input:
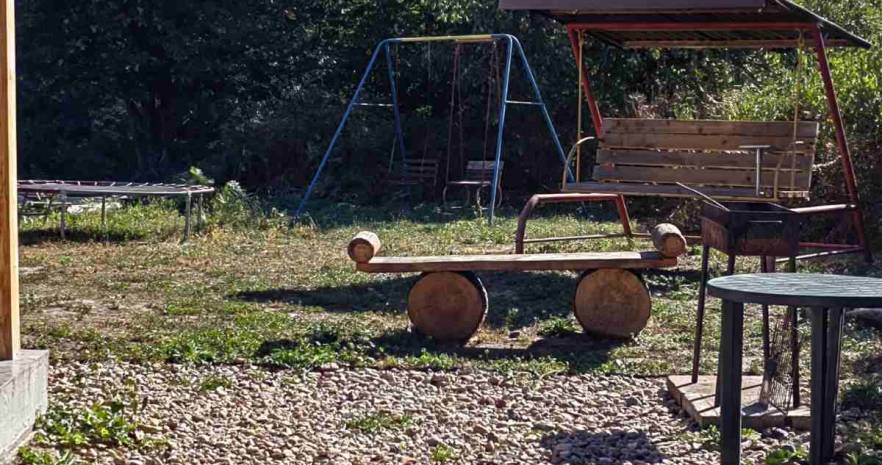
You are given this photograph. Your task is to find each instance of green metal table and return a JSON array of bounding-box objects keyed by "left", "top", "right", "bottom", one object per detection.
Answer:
[{"left": 707, "top": 273, "right": 882, "bottom": 465}]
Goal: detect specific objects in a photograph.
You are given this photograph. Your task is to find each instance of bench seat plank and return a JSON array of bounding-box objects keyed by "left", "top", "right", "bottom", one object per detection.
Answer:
[
  {"left": 357, "top": 251, "right": 676, "bottom": 273},
  {"left": 564, "top": 181, "right": 808, "bottom": 200},
  {"left": 593, "top": 165, "right": 810, "bottom": 190},
  {"left": 596, "top": 149, "right": 813, "bottom": 171}
]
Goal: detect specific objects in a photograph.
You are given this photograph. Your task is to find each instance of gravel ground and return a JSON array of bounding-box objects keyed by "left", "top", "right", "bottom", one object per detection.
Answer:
[{"left": 39, "top": 362, "right": 812, "bottom": 465}]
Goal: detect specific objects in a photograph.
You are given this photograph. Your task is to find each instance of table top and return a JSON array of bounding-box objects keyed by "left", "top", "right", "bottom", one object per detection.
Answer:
[{"left": 707, "top": 273, "right": 882, "bottom": 308}]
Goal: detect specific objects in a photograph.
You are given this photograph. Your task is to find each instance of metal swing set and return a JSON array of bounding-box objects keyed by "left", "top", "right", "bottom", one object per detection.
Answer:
[{"left": 295, "top": 34, "right": 569, "bottom": 223}]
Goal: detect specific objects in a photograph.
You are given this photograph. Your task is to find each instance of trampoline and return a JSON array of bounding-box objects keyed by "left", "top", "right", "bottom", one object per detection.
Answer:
[{"left": 18, "top": 180, "right": 215, "bottom": 240}]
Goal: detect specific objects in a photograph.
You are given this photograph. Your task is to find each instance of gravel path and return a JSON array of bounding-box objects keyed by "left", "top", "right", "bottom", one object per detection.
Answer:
[{"left": 42, "top": 362, "right": 808, "bottom": 465}]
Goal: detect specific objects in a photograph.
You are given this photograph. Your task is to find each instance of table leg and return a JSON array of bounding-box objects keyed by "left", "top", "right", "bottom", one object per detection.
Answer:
[
  {"left": 692, "top": 244, "right": 711, "bottom": 383},
  {"left": 823, "top": 308, "right": 844, "bottom": 461},
  {"left": 719, "top": 299, "right": 744, "bottom": 465},
  {"left": 715, "top": 254, "right": 738, "bottom": 407},
  {"left": 810, "top": 307, "right": 843, "bottom": 465}
]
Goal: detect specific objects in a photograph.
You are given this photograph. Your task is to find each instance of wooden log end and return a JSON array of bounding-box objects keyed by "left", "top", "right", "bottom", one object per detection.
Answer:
[
  {"left": 574, "top": 269, "right": 651, "bottom": 339},
  {"left": 348, "top": 231, "right": 382, "bottom": 263},
  {"left": 651, "top": 223, "right": 687, "bottom": 258},
  {"left": 408, "top": 272, "right": 487, "bottom": 342}
]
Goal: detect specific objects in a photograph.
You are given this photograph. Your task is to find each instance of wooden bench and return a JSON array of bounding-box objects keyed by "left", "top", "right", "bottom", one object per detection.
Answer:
[
  {"left": 564, "top": 119, "right": 820, "bottom": 201},
  {"left": 348, "top": 224, "right": 686, "bottom": 342},
  {"left": 443, "top": 161, "right": 504, "bottom": 207}
]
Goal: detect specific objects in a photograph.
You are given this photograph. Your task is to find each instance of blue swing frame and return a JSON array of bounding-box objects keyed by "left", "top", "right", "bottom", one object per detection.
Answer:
[{"left": 295, "top": 34, "right": 570, "bottom": 224}]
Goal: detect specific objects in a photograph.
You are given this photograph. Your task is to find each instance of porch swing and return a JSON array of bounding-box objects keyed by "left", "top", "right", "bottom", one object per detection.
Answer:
[
  {"left": 562, "top": 30, "right": 818, "bottom": 203},
  {"left": 503, "top": 0, "right": 872, "bottom": 261}
]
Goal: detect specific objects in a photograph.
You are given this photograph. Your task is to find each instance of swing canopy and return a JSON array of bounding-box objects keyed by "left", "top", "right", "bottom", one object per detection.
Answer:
[{"left": 499, "top": 0, "right": 871, "bottom": 49}]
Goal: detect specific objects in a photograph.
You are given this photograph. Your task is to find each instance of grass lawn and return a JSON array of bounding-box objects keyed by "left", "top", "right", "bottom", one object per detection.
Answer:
[{"left": 15, "top": 198, "right": 882, "bottom": 463}]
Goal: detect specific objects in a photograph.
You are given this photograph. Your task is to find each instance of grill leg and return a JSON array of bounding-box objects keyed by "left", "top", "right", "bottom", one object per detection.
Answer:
[
  {"left": 715, "top": 254, "right": 738, "bottom": 407},
  {"left": 692, "top": 244, "right": 711, "bottom": 383}
]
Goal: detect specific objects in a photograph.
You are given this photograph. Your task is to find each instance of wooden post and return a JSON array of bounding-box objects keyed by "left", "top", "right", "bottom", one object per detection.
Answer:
[{"left": 0, "top": 0, "right": 19, "bottom": 361}]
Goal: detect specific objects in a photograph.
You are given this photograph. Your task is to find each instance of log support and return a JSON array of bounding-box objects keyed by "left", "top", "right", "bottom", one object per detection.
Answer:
[
  {"left": 407, "top": 272, "right": 487, "bottom": 342},
  {"left": 573, "top": 269, "right": 651, "bottom": 338}
]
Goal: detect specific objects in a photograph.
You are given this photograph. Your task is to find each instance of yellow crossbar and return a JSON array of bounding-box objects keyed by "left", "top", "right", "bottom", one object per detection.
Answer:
[{"left": 397, "top": 34, "right": 495, "bottom": 44}]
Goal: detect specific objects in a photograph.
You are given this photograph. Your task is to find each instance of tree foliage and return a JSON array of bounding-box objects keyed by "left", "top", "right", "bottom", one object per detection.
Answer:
[{"left": 16, "top": 0, "right": 882, "bottom": 225}]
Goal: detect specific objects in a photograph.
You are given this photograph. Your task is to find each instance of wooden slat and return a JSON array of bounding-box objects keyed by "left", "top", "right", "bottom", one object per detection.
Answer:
[
  {"left": 356, "top": 251, "right": 676, "bottom": 273},
  {"left": 593, "top": 165, "right": 811, "bottom": 190},
  {"left": 602, "top": 133, "right": 813, "bottom": 151},
  {"left": 563, "top": 181, "right": 810, "bottom": 201},
  {"left": 603, "top": 119, "right": 819, "bottom": 139},
  {"left": 596, "top": 149, "right": 814, "bottom": 171},
  {"left": 466, "top": 161, "right": 503, "bottom": 170},
  {"left": 0, "top": 0, "right": 17, "bottom": 361}
]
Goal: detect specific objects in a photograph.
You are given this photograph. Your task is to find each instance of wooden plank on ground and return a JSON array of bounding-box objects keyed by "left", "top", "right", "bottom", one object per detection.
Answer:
[
  {"left": 0, "top": 0, "right": 18, "bottom": 361},
  {"left": 593, "top": 165, "right": 811, "bottom": 190},
  {"left": 596, "top": 149, "right": 814, "bottom": 170},
  {"left": 603, "top": 119, "right": 819, "bottom": 139},
  {"left": 356, "top": 251, "right": 676, "bottom": 273}
]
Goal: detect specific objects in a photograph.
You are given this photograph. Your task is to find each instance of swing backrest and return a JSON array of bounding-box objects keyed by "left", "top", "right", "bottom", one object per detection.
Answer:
[
  {"left": 576, "top": 119, "right": 819, "bottom": 201},
  {"left": 463, "top": 161, "right": 504, "bottom": 182}
]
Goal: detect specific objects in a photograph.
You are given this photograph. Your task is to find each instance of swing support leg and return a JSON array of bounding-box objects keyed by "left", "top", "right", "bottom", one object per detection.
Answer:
[
  {"left": 812, "top": 27, "right": 871, "bottom": 263},
  {"left": 488, "top": 37, "right": 573, "bottom": 224},
  {"left": 488, "top": 37, "right": 513, "bottom": 225},
  {"left": 385, "top": 42, "right": 410, "bottom": 203}
]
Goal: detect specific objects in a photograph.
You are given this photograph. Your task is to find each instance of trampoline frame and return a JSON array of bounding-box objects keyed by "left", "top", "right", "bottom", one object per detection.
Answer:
[{"left": 17, "top": 180, "right": 216, "bottom": 241}]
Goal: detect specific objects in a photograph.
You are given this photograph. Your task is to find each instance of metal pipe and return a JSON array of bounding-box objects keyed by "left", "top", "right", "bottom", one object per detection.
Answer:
[
  {"left": 811, "top": 26, "right": 871, "bottom": 263},
  {"left": 385, "top": 42, "right": 409, "bottom": 195},
  {"left": 567, "top": 27, "right": 604, "bottom": 135},
  {"left": 488, "top": 36, "right": 514, "bottom": 225}
]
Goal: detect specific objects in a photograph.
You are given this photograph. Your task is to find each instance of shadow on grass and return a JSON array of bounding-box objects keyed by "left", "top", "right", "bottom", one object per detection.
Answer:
[
  {"left": 232, "top": 271, "right": 580, "bottom": 329},
  {"left": 540, "top": 430, "right": 667, "bottom": 464},
  {"left": 371, "top": 328, "right": 626, "bottom": 374},
  {"left": 19, "top": 228, "right": 164, "bottom": 245}
]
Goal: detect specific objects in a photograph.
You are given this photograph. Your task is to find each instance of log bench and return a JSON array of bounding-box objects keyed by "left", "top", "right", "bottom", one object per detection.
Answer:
[{"left": 347, "top": 224, "right": 686, "bottom": 342}]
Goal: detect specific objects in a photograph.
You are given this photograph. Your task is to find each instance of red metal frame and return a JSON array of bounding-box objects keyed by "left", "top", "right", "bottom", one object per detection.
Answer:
[{"left": 566, "top": 21, "right": 871, "bottom": 261}]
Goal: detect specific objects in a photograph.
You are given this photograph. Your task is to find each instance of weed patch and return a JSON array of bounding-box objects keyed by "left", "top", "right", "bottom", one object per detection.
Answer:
[{"left": 345, "top": 412, "right": 414, "bottom": 434}]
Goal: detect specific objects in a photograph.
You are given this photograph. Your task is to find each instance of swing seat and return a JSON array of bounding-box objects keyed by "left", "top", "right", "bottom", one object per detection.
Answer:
[
  {"left": 444, "top": 161, "right": 504, "bottom": 207},
  {"left": 564, "top": 119, "right": 819, "bottom": 202}
]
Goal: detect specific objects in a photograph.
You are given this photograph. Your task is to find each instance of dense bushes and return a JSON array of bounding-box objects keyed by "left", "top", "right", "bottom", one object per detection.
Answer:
[{"left": 15, "top": 0, "right": 882, "bottom": 231}]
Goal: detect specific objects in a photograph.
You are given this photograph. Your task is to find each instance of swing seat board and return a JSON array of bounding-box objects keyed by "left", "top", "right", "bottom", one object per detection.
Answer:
[{"left": 356, "top": 251, "right": 676, "bottom": 273}]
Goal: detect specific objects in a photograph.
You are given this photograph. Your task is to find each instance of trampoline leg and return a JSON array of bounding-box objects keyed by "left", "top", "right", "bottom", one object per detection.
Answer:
[
  {"left": 183, "top": 193, "right": 192, "bottom": 242},
  {"left": 196, "top": 194, "right": 204, "bottom": 230},
  {"left": 101, "top": 196, "right": 107, "bottom": 241},
  {"left": 59, "top": 192, "right": 67, "bottom": 241}
]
